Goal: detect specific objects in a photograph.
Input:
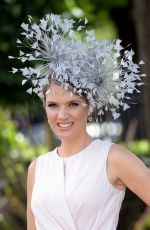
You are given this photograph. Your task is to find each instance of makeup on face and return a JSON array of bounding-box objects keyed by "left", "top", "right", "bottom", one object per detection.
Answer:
[{"left": 45, "top": 83, "right": 90, "bottom": 140}]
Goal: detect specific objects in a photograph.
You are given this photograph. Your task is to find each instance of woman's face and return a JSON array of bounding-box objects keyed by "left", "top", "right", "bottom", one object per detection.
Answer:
[{"left": 45, "top": 83, "right": 89, "bottom": 141}]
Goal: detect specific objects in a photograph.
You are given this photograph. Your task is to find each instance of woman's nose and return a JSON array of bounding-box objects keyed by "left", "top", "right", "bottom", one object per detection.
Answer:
[{"left": 57, "top": 107, "right": 69, "bottom": 119}]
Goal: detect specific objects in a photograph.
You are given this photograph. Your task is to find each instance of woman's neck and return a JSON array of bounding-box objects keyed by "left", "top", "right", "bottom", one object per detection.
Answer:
[{"left": 58, "top": 134, "right": 93, "bottom": 157}]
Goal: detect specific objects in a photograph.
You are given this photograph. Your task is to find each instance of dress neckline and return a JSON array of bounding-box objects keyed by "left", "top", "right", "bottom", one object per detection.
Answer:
[{"left": 55, "top": 139, "right": 100, "bottom": 160}]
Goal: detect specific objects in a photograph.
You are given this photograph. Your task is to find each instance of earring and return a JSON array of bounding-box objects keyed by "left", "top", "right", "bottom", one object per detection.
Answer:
[{"left": 88, "top": 114, "right": 93, "bottom": 122}]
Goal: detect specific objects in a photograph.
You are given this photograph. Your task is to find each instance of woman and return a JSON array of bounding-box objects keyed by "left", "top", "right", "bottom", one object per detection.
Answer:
[
  {"left": 10, "top": 14, "right": 150, "bottom": 229},
  {"left": 27, "top": 81, "right": 150, "bottom": 230}
]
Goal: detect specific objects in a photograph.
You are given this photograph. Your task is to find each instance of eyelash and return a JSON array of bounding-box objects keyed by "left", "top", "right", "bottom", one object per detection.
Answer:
[
  {"left": 69, "top": 102, "right": 79, "bottom": 107},
  {"left": 47, "top": 102, "right": 79, "bottom": 108},
  {"left": 47, "top": 103, "right": 57, "bottom": 108}
]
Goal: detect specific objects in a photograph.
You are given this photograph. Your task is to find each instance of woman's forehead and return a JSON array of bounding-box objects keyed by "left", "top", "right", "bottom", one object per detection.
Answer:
[{"left": 45, "top": 83, "right": 84, "bottom": 101}]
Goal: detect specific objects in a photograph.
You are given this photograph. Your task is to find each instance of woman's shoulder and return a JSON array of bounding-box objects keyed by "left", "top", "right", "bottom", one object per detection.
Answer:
[
  {"left": 107, "top": 143, "right": 144, "bottom": 185},
  {"left": 107, "top": 143, "right": 132, "bottom": 190},
  {"left": 108, "top": 143, "right": 135, "bottom": 163}
]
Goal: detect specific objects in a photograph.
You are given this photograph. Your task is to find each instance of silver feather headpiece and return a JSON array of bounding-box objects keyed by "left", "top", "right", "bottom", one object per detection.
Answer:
[{"left": 9, "top": 13, "right": 145, "bottom": 120}]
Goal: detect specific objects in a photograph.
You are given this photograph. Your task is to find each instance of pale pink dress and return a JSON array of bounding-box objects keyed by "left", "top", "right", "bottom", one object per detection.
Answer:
[{"left": 31, "top": 139, "right": 125, "bottom": 230}]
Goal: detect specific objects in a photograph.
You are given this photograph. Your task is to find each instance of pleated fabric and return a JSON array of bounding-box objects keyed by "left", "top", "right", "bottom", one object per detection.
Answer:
[{"left": 31, "top": 139, "right": 125, "bottom": 230}]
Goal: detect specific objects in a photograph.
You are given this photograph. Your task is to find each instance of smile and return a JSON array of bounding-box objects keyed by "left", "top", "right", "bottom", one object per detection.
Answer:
[{"left": 57, "top": 123, "right": 74, "bottom": 128}]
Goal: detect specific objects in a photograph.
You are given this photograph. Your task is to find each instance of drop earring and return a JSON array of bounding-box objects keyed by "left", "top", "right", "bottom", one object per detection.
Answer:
[{"left": 88, "top": 114, "right": 93, "bottom": 122}]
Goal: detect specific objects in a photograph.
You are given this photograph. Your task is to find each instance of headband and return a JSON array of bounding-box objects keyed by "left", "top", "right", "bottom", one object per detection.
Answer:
[{"left": 9, "top": 13, "right": 145, "bottom": 120}]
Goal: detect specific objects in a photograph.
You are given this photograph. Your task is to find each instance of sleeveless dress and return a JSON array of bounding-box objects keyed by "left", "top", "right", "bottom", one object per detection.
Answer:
[{"left": 31, "top": 139, "right": 125, "bottom": 230}]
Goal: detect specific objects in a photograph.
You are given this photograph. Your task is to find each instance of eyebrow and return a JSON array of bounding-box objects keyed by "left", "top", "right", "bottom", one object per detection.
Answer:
[{"left": 46, "top": 99, "right": 86, "bottom": 104}]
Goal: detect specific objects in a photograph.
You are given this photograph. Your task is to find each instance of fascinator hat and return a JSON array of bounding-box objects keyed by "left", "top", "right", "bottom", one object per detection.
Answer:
[{"left": 9, "top": 13, "right": 145, "bottom": 120}]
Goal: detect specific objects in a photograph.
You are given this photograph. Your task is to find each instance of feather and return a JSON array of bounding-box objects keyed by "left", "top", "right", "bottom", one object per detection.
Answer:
[{"left": 9, "top": 13, "right": 145, "bottom": 120}]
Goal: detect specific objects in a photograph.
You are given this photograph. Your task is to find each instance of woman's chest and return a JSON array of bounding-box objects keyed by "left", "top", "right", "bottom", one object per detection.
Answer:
[{"left": 32, "top": 157, "right": 110, "bottom": 216}]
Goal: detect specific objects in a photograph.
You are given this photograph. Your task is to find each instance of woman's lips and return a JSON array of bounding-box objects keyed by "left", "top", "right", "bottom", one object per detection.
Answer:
[{"left": 57, "top": 122, "right": 74, "bottom": 128}]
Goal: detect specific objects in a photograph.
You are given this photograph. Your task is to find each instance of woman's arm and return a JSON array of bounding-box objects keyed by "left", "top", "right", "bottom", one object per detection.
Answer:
[
  {"left": 109, "top": 144, "right": 150, "bottom": 205},
  {"left": 27, "top": 159, "right": 37, "bottom": 230}
]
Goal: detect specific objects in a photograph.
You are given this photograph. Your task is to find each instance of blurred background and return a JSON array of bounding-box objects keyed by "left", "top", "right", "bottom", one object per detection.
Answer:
[{"left": 0, "top": 0, "right": 150, "bottom": 229}]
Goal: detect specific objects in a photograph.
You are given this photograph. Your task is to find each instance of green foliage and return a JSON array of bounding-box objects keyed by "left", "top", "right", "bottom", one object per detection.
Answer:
[
  {"left": 0, "top": 108, "right": 47, "bottom": 159},
  {"left": 0, "top": 109, "right": 48, "bottom": 229},
  {"left": 122, "top": 139, "right": 150, "bottom": 156},
  {"left": 121, "top": 140, "right": 150, "bottom": 168},
  {"left": 143, "top": 217, "right": 150, "bottom": 230}
]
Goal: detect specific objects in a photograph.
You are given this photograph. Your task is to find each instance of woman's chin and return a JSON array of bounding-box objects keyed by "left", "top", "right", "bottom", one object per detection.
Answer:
[{"left": 55, "top": 131, "right": 78, "bottom": 141}]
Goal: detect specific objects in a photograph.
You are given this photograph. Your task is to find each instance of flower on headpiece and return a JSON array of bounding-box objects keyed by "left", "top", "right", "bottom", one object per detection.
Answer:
[{"left": 9, "top": 13, "right": 145, "bottom": 120}]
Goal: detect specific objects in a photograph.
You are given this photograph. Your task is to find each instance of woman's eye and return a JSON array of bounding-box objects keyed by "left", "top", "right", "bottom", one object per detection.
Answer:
[
  {"left": 47, "top": 103, "right": 57, "bottom": 108},
  {"left": 69, "top": 102, "right": 79, "bottom": 107}
]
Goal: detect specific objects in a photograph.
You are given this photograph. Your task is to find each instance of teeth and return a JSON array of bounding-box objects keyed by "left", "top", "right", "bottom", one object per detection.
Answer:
[{"left": 58, "top": 123, "right": 73, "bottom": 128}]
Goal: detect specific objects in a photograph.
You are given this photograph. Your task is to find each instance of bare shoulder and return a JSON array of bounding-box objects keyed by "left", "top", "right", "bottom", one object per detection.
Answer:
[
  {"left": 108, "top": 143, "right": 145, "bottom": 168},
  {"left": 109, "top": 143, "right": 134, "bottom": 158},
  {"left": 108, "top": 143, "right": 146, "bottom": 177},
  {"left": 108, "top": 143, "right": 150, "bottom": 205},
  {"left": 107, "top": 144, "right": 129, "bottom": 190},
  {"left": 107, "top": 143, "right": 132, "bottom": 170}
]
